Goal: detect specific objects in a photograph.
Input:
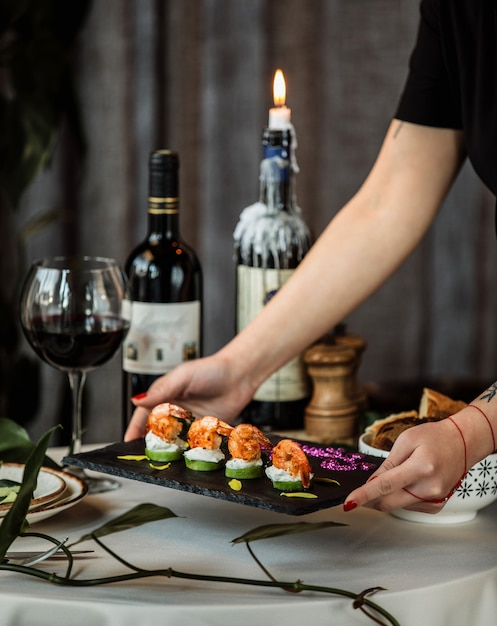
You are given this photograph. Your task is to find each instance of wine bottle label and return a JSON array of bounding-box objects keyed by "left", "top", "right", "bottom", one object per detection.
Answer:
[
  {"left": 237, "top": 265, "right": 310, "bottom": 401},
  {"left": 122, "top": 300, "right": 201, "bottom": 374}
]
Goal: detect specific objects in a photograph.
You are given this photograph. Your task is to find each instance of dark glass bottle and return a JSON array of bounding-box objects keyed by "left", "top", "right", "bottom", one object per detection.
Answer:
[
  {"left": 234, "top": 129, "right": 312, "bottom": 430},
  {"left": 122, "top": 150, "right": 202, "bottom": 433}
]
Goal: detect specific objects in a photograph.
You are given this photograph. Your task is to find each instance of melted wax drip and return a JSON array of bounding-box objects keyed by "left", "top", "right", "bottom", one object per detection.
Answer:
[{"left": 233, "top": 154, "right": 311, "bottom": 269}]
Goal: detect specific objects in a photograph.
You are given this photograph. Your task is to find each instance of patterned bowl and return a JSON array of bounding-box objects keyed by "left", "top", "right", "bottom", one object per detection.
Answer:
[{"left": 358, "top": 433, "right": 497, "bottom": 524}]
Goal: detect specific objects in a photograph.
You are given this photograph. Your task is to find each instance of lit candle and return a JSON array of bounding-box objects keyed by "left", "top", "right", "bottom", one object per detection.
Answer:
[{"left": 268, "top": 69, "right": 291, "bottom": 129}]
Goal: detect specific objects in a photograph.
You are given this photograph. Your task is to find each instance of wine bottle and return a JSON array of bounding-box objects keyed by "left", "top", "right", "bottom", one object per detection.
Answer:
[
  {"left": 122, "top": 150, "right": 202, "bottom": 433},
  {"left": 234, "top": 128, "right": 312, "bottom": 430}
]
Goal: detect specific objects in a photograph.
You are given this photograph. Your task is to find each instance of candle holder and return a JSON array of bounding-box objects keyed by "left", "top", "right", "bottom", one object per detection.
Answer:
[{"left": 304, "top": 328, "right": 367, "bottom": 445}]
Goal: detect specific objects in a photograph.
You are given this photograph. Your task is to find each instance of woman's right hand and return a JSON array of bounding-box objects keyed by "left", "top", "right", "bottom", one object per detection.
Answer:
[{"left": 123, "top": 353, "right": 255, "bottom": 441}]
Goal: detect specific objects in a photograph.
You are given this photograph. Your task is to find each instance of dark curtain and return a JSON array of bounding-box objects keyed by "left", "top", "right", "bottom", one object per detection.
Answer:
[{"left": 5, "top": 0, "right": 496, "bottom": 442}]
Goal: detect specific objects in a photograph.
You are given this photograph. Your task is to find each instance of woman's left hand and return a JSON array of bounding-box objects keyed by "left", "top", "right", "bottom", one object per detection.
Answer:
[{"left": 344, "top": 419, "right": 467, "bottom": 513}]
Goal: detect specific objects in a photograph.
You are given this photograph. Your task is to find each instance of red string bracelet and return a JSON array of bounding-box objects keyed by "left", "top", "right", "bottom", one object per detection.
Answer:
[
  {"left": 402, "top": 487, "right": 448, "bottom": 504},
  {"left": 447, "top": 416, "right": 467, "bottom": 474},
  {"left": 468, "top": 404, "right": 497, "bottom": 453},
  {"left": 402, "top": 416, "right": 468, "bottom": 504}
]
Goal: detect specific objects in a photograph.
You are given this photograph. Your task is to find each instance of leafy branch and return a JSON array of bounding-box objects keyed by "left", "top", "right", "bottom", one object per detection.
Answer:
[
  {"left": 0, "top": 423, "right": 400, "bottom": 626},
  {"left": 0, "top": 0, "right": 91, "bottom": 209},
  {"left": 0, "top": 0, "right": 91, "bottom": 435}
]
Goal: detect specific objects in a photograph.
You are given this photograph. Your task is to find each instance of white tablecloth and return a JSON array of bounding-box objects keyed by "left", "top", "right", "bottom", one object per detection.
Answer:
[{"left": 1, "top": 446, "right": 497, "bottom": 626}]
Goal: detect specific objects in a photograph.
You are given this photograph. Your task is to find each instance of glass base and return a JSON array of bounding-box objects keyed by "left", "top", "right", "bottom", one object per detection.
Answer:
[{"left": 64, "top": 465, "right": 121, "bottom": 494}]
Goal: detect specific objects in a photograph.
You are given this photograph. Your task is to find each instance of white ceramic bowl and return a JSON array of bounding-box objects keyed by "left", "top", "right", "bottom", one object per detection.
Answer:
[{"left": 359, "top": 433, "right": 497, "bottom": 524}]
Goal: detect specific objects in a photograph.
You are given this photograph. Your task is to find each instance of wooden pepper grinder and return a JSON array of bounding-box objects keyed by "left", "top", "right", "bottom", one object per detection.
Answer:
[
  {"left": 304, "top": 325, "right": 367, "bottom": 445},
  {"left": 333, "top": 324, "right": 368, "bottom": 414}
]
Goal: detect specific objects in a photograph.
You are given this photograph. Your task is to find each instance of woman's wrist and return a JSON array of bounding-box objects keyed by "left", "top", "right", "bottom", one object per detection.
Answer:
[
  {"left": 216, "top": 336, "right": 268, "bottom": 397},
  {"left": 467, "top": 404, "right": 496, "bottom": 452},
  {"left": 449, "top": 389, "right": 497, "bottom": 468}
]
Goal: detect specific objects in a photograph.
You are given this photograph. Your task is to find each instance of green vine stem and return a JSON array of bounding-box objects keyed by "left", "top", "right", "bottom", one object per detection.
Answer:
[
  {"left": 244, "top": 540, "right": 390, "bottom": 625},
  {"left": 0, "top": 538, "right": 400, "bottom": 626}
]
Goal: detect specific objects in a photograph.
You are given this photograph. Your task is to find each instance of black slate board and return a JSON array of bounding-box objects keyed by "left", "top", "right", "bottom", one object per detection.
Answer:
[{"left": 64, "top": 438, "right": 380, "bottom": 515}]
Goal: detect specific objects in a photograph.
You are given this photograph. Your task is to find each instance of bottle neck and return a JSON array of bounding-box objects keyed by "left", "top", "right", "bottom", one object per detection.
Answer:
[
  {"left": 147, "top": 196, "right": 180, "bottom": 239},
  {"left": 259, "top": 131, "right": 293, "bottom": 212}
]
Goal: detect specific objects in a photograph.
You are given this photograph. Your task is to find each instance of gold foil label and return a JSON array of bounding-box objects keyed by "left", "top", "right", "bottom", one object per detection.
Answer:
[{"left": 148, "top": 197, "right": 179, "bottom": 214}]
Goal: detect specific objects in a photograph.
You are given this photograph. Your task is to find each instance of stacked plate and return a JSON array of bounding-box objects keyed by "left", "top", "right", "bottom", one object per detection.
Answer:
[{"left": 0, "top": 463, "right": 88, "bottom": 525}]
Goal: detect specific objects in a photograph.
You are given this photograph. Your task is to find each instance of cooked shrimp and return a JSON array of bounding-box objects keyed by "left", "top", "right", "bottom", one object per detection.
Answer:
[
  {"left": 271, "top": 439, "right": 312, "bottom": 488},
  {"left": 146, "top": 402, "right": 193, "bottom": 442},
  {"left": 187, "top": 416, "right": 233, "bottom": 450},
  {"left": 228, "top": 424, "right": 273, "bottom": 462}
]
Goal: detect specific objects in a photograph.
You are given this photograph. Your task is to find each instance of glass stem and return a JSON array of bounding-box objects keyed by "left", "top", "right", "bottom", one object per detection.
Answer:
[{"left": 67, "top": 370, "right": 87, "bottom": 456}]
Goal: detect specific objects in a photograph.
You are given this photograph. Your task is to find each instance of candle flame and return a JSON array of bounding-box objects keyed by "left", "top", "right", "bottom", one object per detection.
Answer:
[{"left": 273, "top": 69, "right": 286, "bottom": 107}]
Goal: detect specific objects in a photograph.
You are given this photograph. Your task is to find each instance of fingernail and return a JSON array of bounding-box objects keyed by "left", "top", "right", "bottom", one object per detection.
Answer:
[
  {"left": 132, "top": 392, "right": 148, "bottom": 401},
  {"left": 343, "top": 501, "right": 358, "bottom": 512}
]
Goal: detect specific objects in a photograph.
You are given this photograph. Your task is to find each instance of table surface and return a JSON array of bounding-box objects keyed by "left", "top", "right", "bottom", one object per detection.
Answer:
[{"left": 1, "top": 445, "right": 497, "bottom": 626}]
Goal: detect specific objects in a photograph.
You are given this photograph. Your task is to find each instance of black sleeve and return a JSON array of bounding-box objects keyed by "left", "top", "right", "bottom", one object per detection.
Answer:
[{"left": 394, "top": 0, "right": 462, "bottom": 129}]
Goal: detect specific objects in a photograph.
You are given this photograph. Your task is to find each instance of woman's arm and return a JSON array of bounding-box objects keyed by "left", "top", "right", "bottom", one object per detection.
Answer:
[
  {"left": 125, "top": 120, "right": 466, "bottom": 440},
  {"left": 219, "top": 120, "right": 466, "bottom": 389}
]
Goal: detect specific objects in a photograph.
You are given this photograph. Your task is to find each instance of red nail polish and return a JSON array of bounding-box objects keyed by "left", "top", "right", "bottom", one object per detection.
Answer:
[
  {"left": 343, "top": 501, "right": 358, "bottom": 512},
  {"left": 132, "top": 392, "right": 148, "bottom": 401}
]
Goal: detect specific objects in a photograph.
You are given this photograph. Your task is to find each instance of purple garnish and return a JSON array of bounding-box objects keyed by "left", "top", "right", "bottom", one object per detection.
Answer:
[{"left": 301, "top": 445, "right": 376, "bottom": 472}]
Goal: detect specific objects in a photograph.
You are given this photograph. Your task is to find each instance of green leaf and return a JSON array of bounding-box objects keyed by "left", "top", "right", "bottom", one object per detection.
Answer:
[
  {"left": 0, "top": 418, "right": 59, "bottom": 469},
  {"left": 232, "top": 521, "right": 347, "bottom": 544},
  {"left": 0, "top": 418, "right": 32, "bottom": 449},
  {"left": 0, "top": 425, "right": 58, "bottom": 559},
  {"left": 72, "top": 504, "right": 181, "bottom": 545},
  {"left": 0, "top": 0, "right": 91, "bottom": 208},
  {"left": 18, "top": 208, "right": 62, "bottom": 241}
]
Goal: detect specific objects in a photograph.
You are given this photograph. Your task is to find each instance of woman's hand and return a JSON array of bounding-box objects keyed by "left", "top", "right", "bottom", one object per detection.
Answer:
[
  {"left": 124, "top": 354, "right": 255, "bottom": 441},
  {"left": 344, "top": 418, "right": 468, "bottom": 513}
]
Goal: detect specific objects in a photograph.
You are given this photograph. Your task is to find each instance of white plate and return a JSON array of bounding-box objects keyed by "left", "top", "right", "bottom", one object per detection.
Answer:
[
  {"left": 0, "top": 469, "right": 88, "bottom": 525},
  {"left": 25, "top": 470, "right": 88, "bottom": 524},
  {"left": 0, "top": 464, "right": 66, "bottom": 515}
]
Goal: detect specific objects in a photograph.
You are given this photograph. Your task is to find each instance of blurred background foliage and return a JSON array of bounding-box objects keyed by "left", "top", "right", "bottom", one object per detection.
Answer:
[{"left": 0, "top": 0, "right": 91, "bottom": 430}]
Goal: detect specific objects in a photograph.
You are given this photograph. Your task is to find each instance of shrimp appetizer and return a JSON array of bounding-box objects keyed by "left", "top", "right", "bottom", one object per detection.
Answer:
[
  {"left": 145, "top": 403, "right": 193, "bottom": 462},
  {"left": 265, "top": 439, "right": 313, "bottom": 491},
  {"left": 225, "top": 424, "right": 273, "bottom": 479},
  {"left": 184, "top": 416, "right": 233, "bottom": 471}
]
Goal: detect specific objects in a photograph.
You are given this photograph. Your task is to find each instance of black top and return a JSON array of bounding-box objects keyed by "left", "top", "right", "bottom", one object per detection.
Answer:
[{"left": 395, "top": 0, "right": 497, "bottom": 195}]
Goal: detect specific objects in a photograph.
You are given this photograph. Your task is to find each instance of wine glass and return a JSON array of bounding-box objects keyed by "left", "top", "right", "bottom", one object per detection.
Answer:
[{"left": 19, "top": 256, "right": 131, "bottom": 493}]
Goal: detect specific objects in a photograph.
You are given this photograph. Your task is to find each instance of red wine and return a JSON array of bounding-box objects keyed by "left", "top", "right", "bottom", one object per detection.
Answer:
[
  {"left": 122, "top": 150, "right": 202, "bottom": 432},
  {"left": 234, "top": 128, "right": 312, "bottom": 430},
  {"left": 23, "top": 315, "right": 129, "bottom": 372}
]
